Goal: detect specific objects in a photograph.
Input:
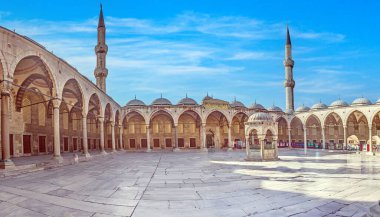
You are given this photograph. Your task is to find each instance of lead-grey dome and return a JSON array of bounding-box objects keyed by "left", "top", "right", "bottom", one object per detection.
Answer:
[
  {"left": 151, "top": 97, "right": 172, "bottom": 106},
  {"left": 330, "top": 99, "right": 348, "bottom": 108},
  {"left": 296, "top": 105, "right": 310, "bottom": 112},
  {"left": 250, "top": 101, "right": 266, "bottom": 110},
  {"left": 311, "top": 102, "right": 328, "bottom": 110},
  {"left": 352, "top": 97, "right": 372, "bottom": 106},
  {"left": 230, "top": 99, "right": 246, "bottom": 108},
  {"left": 248, "top": 112, "right": 272, "bottom": 122},
  {"left": 126, "top": 98, "right": 146, "bottom": 107},
  {"left": 178, "top": 96, "right": 198, "bottom": 106},
  {"left": 376, "top": 99, "right": 380, "bottom": 104},
  {"left": 267, "top": 105, "right": 283, "bottom": 112}
]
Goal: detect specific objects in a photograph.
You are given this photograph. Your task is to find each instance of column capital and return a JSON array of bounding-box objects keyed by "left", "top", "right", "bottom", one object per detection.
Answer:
[
  {"left": 52, "top": 98, "right": 61, "bottom": 109},
  {"left": 98, "top": 116, "right": 104, "bottom": 123},
  {"left": 110, "top": 121, "right": 115, "bottom": 127},
  {"left": 1, "top": 79, "right": 12, "bottom": 95},
  {"left": 202, "top": 123, "right": 207, "bottom": 127}
]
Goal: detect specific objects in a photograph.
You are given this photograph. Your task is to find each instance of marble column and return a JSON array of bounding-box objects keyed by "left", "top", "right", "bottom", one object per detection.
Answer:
[
  {"left": 52, "top": 99, "right": 63, "bottom": 162},
  {"left": 82, "top": 116, "right": 90, "bottom": 157},
  {"left": 201, "top": 123, "right": 207, "bottom": 151},
  {"left": 303, "top": 124, "right": 307, "bottom": 155},
  {"left": 228, "top": 125, "right": 233, "bottom": 150},
  {"left": 119, "top": 125, "right": 123, "bottom": 150},
  {"left": 245, "top": 136, "right": 250, "bottom": 156},
  {"left": 146, "top": 124, "right": 151, "bottom": 152},
  {"left": 322, "top": 127, "right": 326, "bottom": 150},
  {"left": 343, "top": 125, "right": 347, "bottom": 150},
  {"left": 0, "top": 86, "right": 15, "bottom": 168},
  {"left": 111, "top": 122, "right": 116, "bottom": 152},
  {"left": 174, "top": 124, "right": 179, "bottom": 151},
  {"left": 288, "top": 127, "right": 292, "bottom": 149},
  {"left": 99, "top": 117, "right": 106, "bottom": 154},
  {"left": 369, "top": 124, "right": 373, "bottom": 153}
]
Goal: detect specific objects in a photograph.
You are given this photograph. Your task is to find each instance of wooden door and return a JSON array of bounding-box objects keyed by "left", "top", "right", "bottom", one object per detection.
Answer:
[
  {"left": 73, "top": 138, "right": 78, "bottom": 151},
  {"left": 108, "top": 140, "right": 112, "bottom": 149},
  {"left": 39, "top": 136, "right": 46, "bottom": 153},
  {"left": 165, "top": 138, "right": 172, "bottom": 148},
  {"left": 178, "top": 138, "right": 184, "bottom": 148},
  {"left": 153, "top": 139, "right": 160, "bottom": 148},
  {"left": 10, "top": 134, "right": 14, "bottom": 156},
  {"left": 141, "top": 139, "right": 147, "bottom": 148},
  {"left": 64, "top": 137, "right": 69, "bottom": 152},
  {"left": 130, "top": 139, "right": 136, "bottom": 148},
  {"left": 206, "top": 134, "right": 214, "bottom": 148},
  {"left": 23, "top": 135, "right": 32, "bottom": 154},
  {"left": 190, "top": 138, "right": 196, "bottom": 148}
]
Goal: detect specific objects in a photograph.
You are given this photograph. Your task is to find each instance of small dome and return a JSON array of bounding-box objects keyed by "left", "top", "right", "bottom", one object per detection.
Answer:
[
  {"left": 250, "top": 101, "right": 266, "bottom": 110},
  {"left": 202, "top": 94, "right": 213, "bottom": 101},
  {"left": 230, "top": 99, "right": 246, "bottom": 108},
  {"left": 376, "top": 99, "right": 380, "bottom": 104},
  {"left": 352, "top": 97, "right": 372, "bottom": 106},
  {"left": 126, "top": 98, "right": 146, "bottom": 107},
  {"left": 311, "top": 102, "right": 328, "bottom": 110},
  {"left": 330, "top": 99, "right": 348, "bottom": 108},
  {"left": 178, "top": 96, "right": 198, "bottom": 106},
  {"left": 248, "top": 112, "right": 272, "bottom": 122},
  {"left": 151, "top": 96, "right": 172, "bottom": 106},
  {"left": 296, "top": 105, "right": 310, "bottom": 112},
  {"left": 267, "top": 105, "right": 283, "bottom": 112}
]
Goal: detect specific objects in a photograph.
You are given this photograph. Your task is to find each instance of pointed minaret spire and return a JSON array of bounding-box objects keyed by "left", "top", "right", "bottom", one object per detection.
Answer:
[
  {"left": 98, "top": 4, "right": 105, "bottom": 28},
  {"left": 284, "top": 25, "right": 295, "bottom": 114},
  {"left": 286, "top": 25, "right": 291, "bottom": 45},
  {"left": 94, "top": 4, "right": 108, "bottom": 92}
]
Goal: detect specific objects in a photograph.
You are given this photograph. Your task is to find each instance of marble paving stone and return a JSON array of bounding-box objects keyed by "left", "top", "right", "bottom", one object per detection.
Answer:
[{"left": 0, "top": 150, "right": 379, "bottom": 217}]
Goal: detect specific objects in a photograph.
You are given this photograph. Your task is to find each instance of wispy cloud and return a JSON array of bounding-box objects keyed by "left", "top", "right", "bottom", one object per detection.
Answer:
[{"left": 1, "top": 11, "right": 359, "bottom": 107}]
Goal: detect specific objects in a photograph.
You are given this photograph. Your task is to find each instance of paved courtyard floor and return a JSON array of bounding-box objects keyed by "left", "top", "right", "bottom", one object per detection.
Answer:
[{"left": 0, "top": 149, "right": 379, "bottom": 217}]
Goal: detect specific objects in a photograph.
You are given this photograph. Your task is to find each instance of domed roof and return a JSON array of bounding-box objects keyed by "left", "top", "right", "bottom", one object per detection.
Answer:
[
  {"left": 178, "top": 95, "right": 198, "bottom": 106},
  {"left": 230, "top": 98, "right": 246, "bottom": 108},
  {"left": 250, "top": 101, "right": 266, "bottom": 110},
  {"left": 126, "top": 97, "right": 146, "bottom": 107},
  {"left": 151, "top": 95, "right": 172, "bottom": 106},
  {"left": 296, "top": 105, "right": 310, "bottom": 112},
  {"left": 267, "top": 105, "right": 283, "bottom": 112},
  {"left": 311, "top": 102, "right": 328, "bottom": 110},
  {"left": 202, "top": 93, "right": 213, "bottom": 101},
  {"left": 352, "top": 97, "right": 372, "bottom": 106},
  {"left": 330, "top": 99, "right": 348, "bottom": 108},
  {"left": 376, "top": 99, "right": 380, "bottom": 104},
  {"left": 248, "top": 112, "right": 272, "bottom": 122}
]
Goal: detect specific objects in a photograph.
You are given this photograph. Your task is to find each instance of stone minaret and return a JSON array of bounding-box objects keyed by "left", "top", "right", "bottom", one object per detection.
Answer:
[
  {"left": 94, "top": 4, "right": 108, "bottom": 92},
  {"left": 283, "top": 26, "right": 295, "bottom": 113}
]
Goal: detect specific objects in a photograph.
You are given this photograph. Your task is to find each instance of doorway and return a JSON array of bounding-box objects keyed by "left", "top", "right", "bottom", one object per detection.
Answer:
[
  {"left": 23, "top": 135, "right": 32, "bottom": 154},
  {"left": 39, "top": 136, "right": 46, "bottom": 153}
]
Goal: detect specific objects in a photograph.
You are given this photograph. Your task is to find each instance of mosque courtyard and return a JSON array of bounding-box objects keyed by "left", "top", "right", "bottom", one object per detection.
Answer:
[{"left": 0, "top": 150, "right": 378, "bottom": 217}]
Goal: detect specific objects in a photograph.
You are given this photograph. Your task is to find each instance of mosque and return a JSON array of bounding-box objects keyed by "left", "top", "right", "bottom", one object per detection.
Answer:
[{"left": 0, "top": 6, "right": 379, "bottom": 168}]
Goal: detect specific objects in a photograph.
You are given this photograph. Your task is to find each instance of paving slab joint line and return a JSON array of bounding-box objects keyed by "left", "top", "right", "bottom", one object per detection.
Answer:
[{"left": 129, "top": 153, "right": 163, "bottom": 217}]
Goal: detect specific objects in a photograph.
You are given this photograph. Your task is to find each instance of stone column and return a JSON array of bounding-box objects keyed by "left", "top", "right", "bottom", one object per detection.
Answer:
[
  {"left": 0, "top": 85, "right": 15, "bottom": 169},
  {"left": 119, "top": 125, "right": 123, "bottom": 150},
  {"left": 201, "top": 123, "right": 207, "bottom": 151},
  {"left": 369, "top": 124, "right": 373, "bottom": 153},
  {"left": 82, "top": 116, "right": 90, "bottom": 158},
  {"left": 111, "top": 122, "right": 116, "bottom": 152},
  {"left": 322, "top": 126, "right": 326, "bottom": 150},
  {"left": 288, "top": 127, "right": 292, "bottom": 149},
  {"left": 174, "top": 124, "right": 179, "bottom": 151},
  {"left": 303, "top": 124, "right": 307, "bottom": 155},
  {"left": 245, "top": 135, "right": 250, "bottom": 156},
  {"left": 260, "top": 139, "right": 264, "bottom": 159},
  {"left": 52, "top": 99, "right": 63, "bottom": 162},
  {"left": 146, "top": 124, "right": 151, "bottom": 152},
  {"left": 343, "top": 125, "right": 347, "bottom": 150},
  {"left": 98, "top": 117, "right": 106, "bottom": 154},
  {"left": 228, "top": 125, "right": 233, "bottom": 150}
]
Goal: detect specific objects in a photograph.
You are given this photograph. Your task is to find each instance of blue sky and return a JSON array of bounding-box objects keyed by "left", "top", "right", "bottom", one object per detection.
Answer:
[{"left": 1, "top": 0, "right": 380, "bottom": 109}]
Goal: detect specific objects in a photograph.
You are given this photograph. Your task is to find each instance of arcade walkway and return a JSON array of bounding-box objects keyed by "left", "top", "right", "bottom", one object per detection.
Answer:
[{"left": 0, "top": 150, "right": 379, "bottom": 217}]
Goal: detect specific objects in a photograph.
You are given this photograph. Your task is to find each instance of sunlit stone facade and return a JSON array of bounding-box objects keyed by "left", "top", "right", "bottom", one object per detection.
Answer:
[{"left": 0, "top": 6, "right": 379, "bottom": 168}]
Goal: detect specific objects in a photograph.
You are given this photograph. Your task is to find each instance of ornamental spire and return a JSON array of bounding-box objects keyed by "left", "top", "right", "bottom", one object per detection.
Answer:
[
  {"left": 286, "top": 25, "right": 291, "bottom": 45},
  {"left": 98, "top": 4, "right": 105, "bottom": 28}
]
